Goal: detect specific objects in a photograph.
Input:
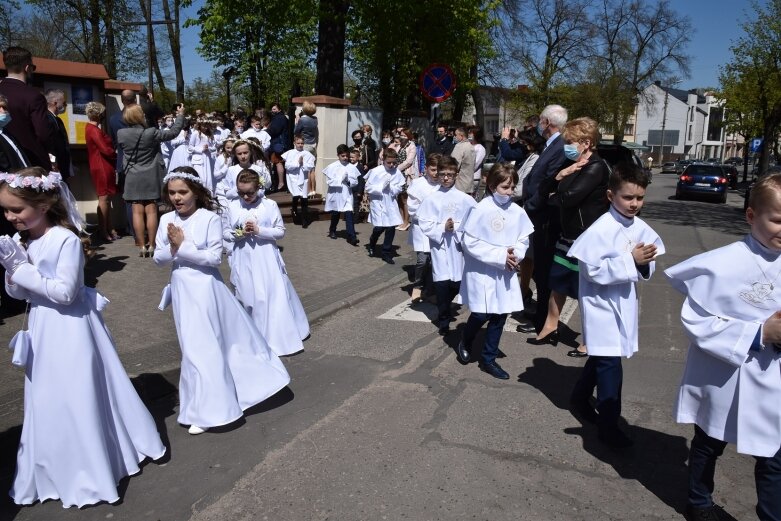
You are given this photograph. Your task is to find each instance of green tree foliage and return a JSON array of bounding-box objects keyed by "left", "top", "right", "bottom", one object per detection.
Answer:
[
  {"left": 719, "top": 0, "right": 781, "bottom": 176},
  {"left": 348, "top": 0, "right": 498, "bottom": 124},
  {"left": 184, "top": 0, "right": 317, "bottom": 110}
]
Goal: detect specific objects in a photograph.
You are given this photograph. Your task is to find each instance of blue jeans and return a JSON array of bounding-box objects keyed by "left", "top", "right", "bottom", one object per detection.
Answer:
[
  {"left": 688, "top": 425, "right": 781, "bottom": 520},
  {"left": 433, "top": 280, "right": 460, "bottom": 327},
  {"left": 329, "top": 211, "right": 355, "bottom": 239},
  {"left": 461, "top": 312, "right": 508, "bottom": 365},
  {"left": 571, "top": 355, "right": 623, "bottom": 430},
  {"left": 369, "top": 226, "right": 396, "bottom": 255}
]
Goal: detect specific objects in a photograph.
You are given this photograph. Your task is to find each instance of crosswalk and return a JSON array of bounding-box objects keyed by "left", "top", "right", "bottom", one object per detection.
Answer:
[{"left": 378, "top": 293, "right": 579, "bottom": 333}]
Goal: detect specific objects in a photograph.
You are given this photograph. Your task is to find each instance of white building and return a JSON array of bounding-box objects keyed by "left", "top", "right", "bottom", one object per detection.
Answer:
[{"left": 635, "top": 82, "right": 743, "bottom": 161}]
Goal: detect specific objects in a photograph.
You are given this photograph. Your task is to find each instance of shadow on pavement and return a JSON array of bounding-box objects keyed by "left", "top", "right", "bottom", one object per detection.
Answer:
[
  {"left": 0, "top": 372, "right": 179, "bottom": 519},
  {"left": 518, "top": 357, "right": 690, "bottom": 514},
  {"left": 209, "top": 386, "right": 295, "bottom": 434},
  {"left": 84, "top": 253, "right": 130, "bottom": 288},
  {"left": 643, "top": 198, "right": 748, "bottom": 237}
]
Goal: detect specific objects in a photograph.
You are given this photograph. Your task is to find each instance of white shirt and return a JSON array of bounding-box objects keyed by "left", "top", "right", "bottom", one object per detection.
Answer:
[
  {"left": 323, "top": 160, "right": 360, "bottom": 212},
  {"left": 364, "top": 165, "right": 405, "bottom": 227},
  {"left": 418, "top": 187, "right": 476, "bottom": 282}
]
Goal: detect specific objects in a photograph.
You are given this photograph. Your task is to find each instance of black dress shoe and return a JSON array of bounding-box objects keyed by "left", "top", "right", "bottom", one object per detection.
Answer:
[
  {"left": 456, "top": 341, "right": 470, "bottom": 363},
  {"left": 438, "top": 323, "right": 450, "bottom": 336},
  {"left": 328, "top": 231, "right": 337, "bottom": 239},
  {"left": 381, "top": 255, "right": 395, "bottom": 264},
  {"left": 365, "top": 244, "right": 376, "bottom": 257},
  {"left": 567, "top": 348, "right": 588, "bottom": 358},
  {"left": 526, "top": 330, "right": 559, "bottom": 346},
  {"left": 598, "top": 426, "right": 634, "bottom": 448},
  {"left": 516, "top": 323, "right": 536, "bottom": 334},
  {"left": 479, "top": 361, "right": 509, "bottom": 379},
  {"left": 347, "top": 237, "right": 359, "bottom": 246},
  {"left": 496, "top": 348, "right": 506, "bottom": 358}
]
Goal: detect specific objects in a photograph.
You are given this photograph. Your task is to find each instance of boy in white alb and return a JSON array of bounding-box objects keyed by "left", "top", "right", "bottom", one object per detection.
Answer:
[
  {"left": 240, "top": 115, "right": 271, "bottom": 154},
  {"left": 418, "top": 156, "right": 476, "bottom": 335},
  {"left": 568, "top": 163, "right": 664, "bottom": 448},
  {"left": 666, "top": 172, "right": 781, "bottom": 521},
  {"left": 282, "top": 134, "right": 316, "bottom": 222},
  {"left": 406, "top": 153, "right": 442, "bottom": 302},
  {"left": 364, "top": 148, "right": 406, "bottom": 264},
  {"left": 323, "top": 144, "right": 361, "bottom": 246}
]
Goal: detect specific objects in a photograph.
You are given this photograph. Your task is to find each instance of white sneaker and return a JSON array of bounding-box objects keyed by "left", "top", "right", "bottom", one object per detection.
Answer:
[{"left": 188, "top": 425, "right": 208, "bottom": 435}]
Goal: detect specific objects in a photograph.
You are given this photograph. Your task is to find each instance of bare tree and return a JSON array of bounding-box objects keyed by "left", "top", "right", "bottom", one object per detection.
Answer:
[
  {"left": 161, "top": 0, "right": 184, "bottom": 102},
  {"left": 589, "top": 0, "right": 691, "bottom": 143}
]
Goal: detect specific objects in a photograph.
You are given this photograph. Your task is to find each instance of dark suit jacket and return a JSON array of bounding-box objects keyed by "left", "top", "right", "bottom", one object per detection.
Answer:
[
  {"left": 522, "top": 134, "right": 568, "bottom": 220},
  {"left": 46, "top": 111, "right": 71, "bottom": 178},
  {"left": 0, "top": 77, "right": 53, "bottom": 169},
  {"left": 109, "top": 110, "right": 128, "bottom": 173},
  {"left": 0, "top": 130, "right": 29, "bottom": 172}
]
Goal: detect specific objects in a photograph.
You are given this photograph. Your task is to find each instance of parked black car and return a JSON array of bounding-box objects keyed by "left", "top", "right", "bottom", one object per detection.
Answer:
[{"left": 720, "top": 164, "right": 738, "bottom": 189}]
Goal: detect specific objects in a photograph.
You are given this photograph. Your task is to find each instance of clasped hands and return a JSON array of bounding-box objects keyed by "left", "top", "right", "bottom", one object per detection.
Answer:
[
  {"left": 0, "top": 235, "right": 28, "bottom": 273},
  {"left": 631, "top": 242, "right": 657, "bottom": 265}
]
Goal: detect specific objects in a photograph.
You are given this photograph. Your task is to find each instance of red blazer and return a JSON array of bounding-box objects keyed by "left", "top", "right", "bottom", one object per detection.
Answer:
[
  {"left": 85, "top": 123, "right": 116, "bottom": 178},
  {"left": 0, "top": 77, "right": 52, "bottom": 169}
]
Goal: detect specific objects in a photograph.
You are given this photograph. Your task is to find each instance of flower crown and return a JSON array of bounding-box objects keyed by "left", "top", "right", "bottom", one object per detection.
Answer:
[
  {"left": 162, "top": 171, "right": 205, "bottom": 187},
  {"left": 0, "top": 171, "right": 63, "bottom": 191}
]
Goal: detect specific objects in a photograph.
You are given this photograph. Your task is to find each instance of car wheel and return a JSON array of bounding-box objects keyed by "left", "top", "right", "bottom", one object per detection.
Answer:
[{"left": 675, "top": 191, "right": 682, "bottom": 200}]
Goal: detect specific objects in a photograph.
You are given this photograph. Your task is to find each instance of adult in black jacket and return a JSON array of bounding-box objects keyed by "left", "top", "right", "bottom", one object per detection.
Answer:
[
  {"left": 267, "top": 103, "right": 289, "bottom": 191},
  {"left": 45, "top": 89, "right": 71, "bottom": 179},
  {"left": 522, "top": 104, "right": 570, "bottom": 333},
  {"left": 527, "top": 117, "right": 610, "bottom": 354},
  {"left": 430, "top": 124, "right": 454, "bottom": 156}
]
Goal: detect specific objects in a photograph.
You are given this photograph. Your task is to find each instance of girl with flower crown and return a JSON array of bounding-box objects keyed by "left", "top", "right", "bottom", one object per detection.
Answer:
[
  {"left": 223, "top": 168, "right": 309, "bottom": 357},
  {"left": 0, "top": 166, "right": 166, "bottom": 508},
  {"left": 153, "top": 166, "right": 290, "bottom": 435},
  {"left": 215, "top": 139, "right": 271, "bottom": 205}
]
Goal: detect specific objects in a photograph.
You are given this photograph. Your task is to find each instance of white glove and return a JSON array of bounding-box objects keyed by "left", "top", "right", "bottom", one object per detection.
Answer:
[{"left": 0, "top": 235, "right": 29, "bottom": 273}]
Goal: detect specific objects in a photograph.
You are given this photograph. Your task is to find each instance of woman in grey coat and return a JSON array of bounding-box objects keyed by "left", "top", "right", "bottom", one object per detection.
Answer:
[{"left": 118, "top": 103, "right": 185, "bottom": 257}]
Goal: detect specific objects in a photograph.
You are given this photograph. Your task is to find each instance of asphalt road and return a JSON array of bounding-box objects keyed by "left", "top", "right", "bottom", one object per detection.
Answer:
[{"left": 0, "top": 173, "right": 759, "bottom": 521}]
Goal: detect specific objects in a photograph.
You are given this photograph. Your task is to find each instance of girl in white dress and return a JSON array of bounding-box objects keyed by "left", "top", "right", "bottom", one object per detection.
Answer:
[
  {"left": 166, "top": 124, "right": 191, "bottom": 174},
  {"left": 215, "top": 140, "right": 271, "bottom": 204},
  {"left": 213, "top": 136, "right": 235, "bottom": 189},
  {"left": 223, "top": 168, "right": 309, "bottom": 356},
  {"left": 154, "top": 167, "right": 291, "bottom": 435},
  {"left": 0, "top": 167, "right": 166, "bottom": 508},
  {"left": 187, "top": 121, "right": 216, "bottom": 192}
]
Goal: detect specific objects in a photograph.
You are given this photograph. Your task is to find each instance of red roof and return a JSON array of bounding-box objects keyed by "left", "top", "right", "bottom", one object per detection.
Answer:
[{"left": 0, "top": 56, "right": 109, "bottom": 80}]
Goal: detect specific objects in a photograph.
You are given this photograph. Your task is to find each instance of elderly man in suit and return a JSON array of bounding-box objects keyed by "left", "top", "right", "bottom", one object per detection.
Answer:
[
  {"left": 45, "top": 88, "right": 72, "bottom": 180},
  {"left": 0, "top": 46, "right": 52, "bottom": 169},
  {"left": 452, "top": 127, "right": 476, "bottom": 194},
  {"left": 522, "top": 104, "right": 570, "bottom": 333}
]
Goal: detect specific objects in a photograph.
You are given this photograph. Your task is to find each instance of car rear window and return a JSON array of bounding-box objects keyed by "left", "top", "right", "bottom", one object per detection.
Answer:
[{"left": 686, "top": 165, "right": 722, "bottom": 176}]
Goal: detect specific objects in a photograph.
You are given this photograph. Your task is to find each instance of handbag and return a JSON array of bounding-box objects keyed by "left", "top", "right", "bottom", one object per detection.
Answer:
[{"left": 8, "top": 303, "right": 31, "bottom": 367}]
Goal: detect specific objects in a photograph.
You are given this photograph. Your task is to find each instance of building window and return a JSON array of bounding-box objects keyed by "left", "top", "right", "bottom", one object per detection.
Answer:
[
  {"left": 688, "top": 125, "right": 692, "bottom": 141},
  {"left": 624, "top": 124, "right": 634, "bottom": 135},
  {"left": 690, "top": 109, "right": 694, "bottom": 122},
  {"left": 485, "top": 119, "right": 499, "bottom": 134}
]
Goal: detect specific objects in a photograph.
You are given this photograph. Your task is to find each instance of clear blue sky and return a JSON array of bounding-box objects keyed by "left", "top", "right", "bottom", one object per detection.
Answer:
[{"left": 174, "top": 0, "right": 757, "bottom": 91}]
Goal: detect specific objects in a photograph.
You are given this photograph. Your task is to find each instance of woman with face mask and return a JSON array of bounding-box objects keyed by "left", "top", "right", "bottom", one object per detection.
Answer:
[{"left": 526, "top": 117, "right": 610, "bottom": 358}]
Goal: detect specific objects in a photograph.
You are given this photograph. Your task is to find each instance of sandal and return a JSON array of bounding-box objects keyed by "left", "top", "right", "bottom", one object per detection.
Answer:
[{"left": 567, "top": 348, "right": 588, "bottom": 358}]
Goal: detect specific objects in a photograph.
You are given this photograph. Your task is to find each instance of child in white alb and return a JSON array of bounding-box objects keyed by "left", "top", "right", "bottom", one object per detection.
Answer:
[
  {"left": 364, "top": 148, "right": 406, "bottom": 263},
  {"left": 323, "top": 144, "right": 361, "bottom": 245},
  {"left": 406, "top": 152, "right": 442, "bottom": 302},
  {"left": 568, "top": 162, "right": 664, "bottom": 448},
  {"left": 282, "top": 134, "right": 316, "bottom": 228},
  {"left": 417, "top": 155, "right": 476, "bottom": 335},
  {"left": 666, "top": 172, "right": 781, "bottom": 521}
]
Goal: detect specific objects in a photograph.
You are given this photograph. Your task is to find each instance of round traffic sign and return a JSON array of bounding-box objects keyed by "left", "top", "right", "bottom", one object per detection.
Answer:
[{"left": 419, "top": 64, "right": 457, "bottom": 103}]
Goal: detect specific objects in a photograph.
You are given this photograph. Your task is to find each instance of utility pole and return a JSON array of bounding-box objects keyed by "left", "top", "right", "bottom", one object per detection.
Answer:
[
  {"left": 125, "top": 6, "right": 177, "bottom": 96},
  {"left": 657, "top": 80, "right": 682, "bottom": 164}
]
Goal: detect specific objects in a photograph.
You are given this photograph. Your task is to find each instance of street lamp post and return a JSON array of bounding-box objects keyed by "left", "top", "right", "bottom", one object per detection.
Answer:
[{"left": 657, "top": 79, "right": 682, "bottom": 164}]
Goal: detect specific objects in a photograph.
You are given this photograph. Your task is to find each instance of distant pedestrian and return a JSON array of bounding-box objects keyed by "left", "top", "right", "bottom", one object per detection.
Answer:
[
  {"left": 451, "top": 127, "right": 476, "bottom": 193},
  {"left": 0, "top": 166, "right": 165, "bottom": 508},
  {"left": 665, "top": 172, "right": 781, "bottom": 521},
  {"left": 153, "top": 167, "right": 291, "bottom": 435},
  {"left": 44, "top": 88, "right": 72, "bottom": 180},
  {"left": 364, "top": 148, "right": 405, "bottom": 264},
  {"left": 84, "top": 101, "right": 119, "bottom": 242},
  {"left": 456, "top": 163, "right": 533, "bottom": 379},
  {"left": 293, "top": 101, "right": 319, "bottom": 196},
  {"left": 323, "top": 144, "right": 360, "bottom": 246},
  {"left": 223, "top": 168, "right": 310, "bottom": 357},
  {"left": 418, "top": 156, "right": 476, "bottom": 335}
]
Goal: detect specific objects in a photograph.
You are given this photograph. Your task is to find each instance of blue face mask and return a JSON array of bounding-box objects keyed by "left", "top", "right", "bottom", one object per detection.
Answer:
[
  {"left": 536, "top": 122, "right": 545, "bottom": 137},
  {"left": 563, "top": 143, "right": 581, "bottom": 161},
  {"left": 493, "top": 192, "right": 511, "bottom": 205},
  {"left": 0, "top": 112, "right": 10, "bottom": 129}
]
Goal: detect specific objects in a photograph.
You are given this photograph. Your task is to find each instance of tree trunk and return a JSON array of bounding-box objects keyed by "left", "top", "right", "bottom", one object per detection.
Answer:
[
  {"left": 139, "top": 0, "right": 167, "bottom": 92},
  {"left": 315, "top": 0, "right": 349, "bottom": 97},
  {"left": 87, "top": 0, "right": 102, "bottom": 63},
  {"left": 103, "top": 0, "right": 117, "bottom": 77},
  {"left": 162, "top": 0, "right": 184, "bottom": 102}
]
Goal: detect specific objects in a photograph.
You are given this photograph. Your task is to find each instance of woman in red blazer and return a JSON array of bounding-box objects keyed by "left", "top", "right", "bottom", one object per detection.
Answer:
[{"left": 85, "top": 101, "right": 119, "bottom": 241}]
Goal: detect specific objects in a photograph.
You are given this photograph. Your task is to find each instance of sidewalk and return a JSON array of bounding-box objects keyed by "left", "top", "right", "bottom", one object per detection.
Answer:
[{"left": 0, "top": 216, "right": 414, "bottom": 435}]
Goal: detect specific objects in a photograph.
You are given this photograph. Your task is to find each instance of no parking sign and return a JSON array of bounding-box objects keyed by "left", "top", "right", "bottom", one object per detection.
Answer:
[{"left": 419, "top": 64, "right": 457, "bottom": 103}]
